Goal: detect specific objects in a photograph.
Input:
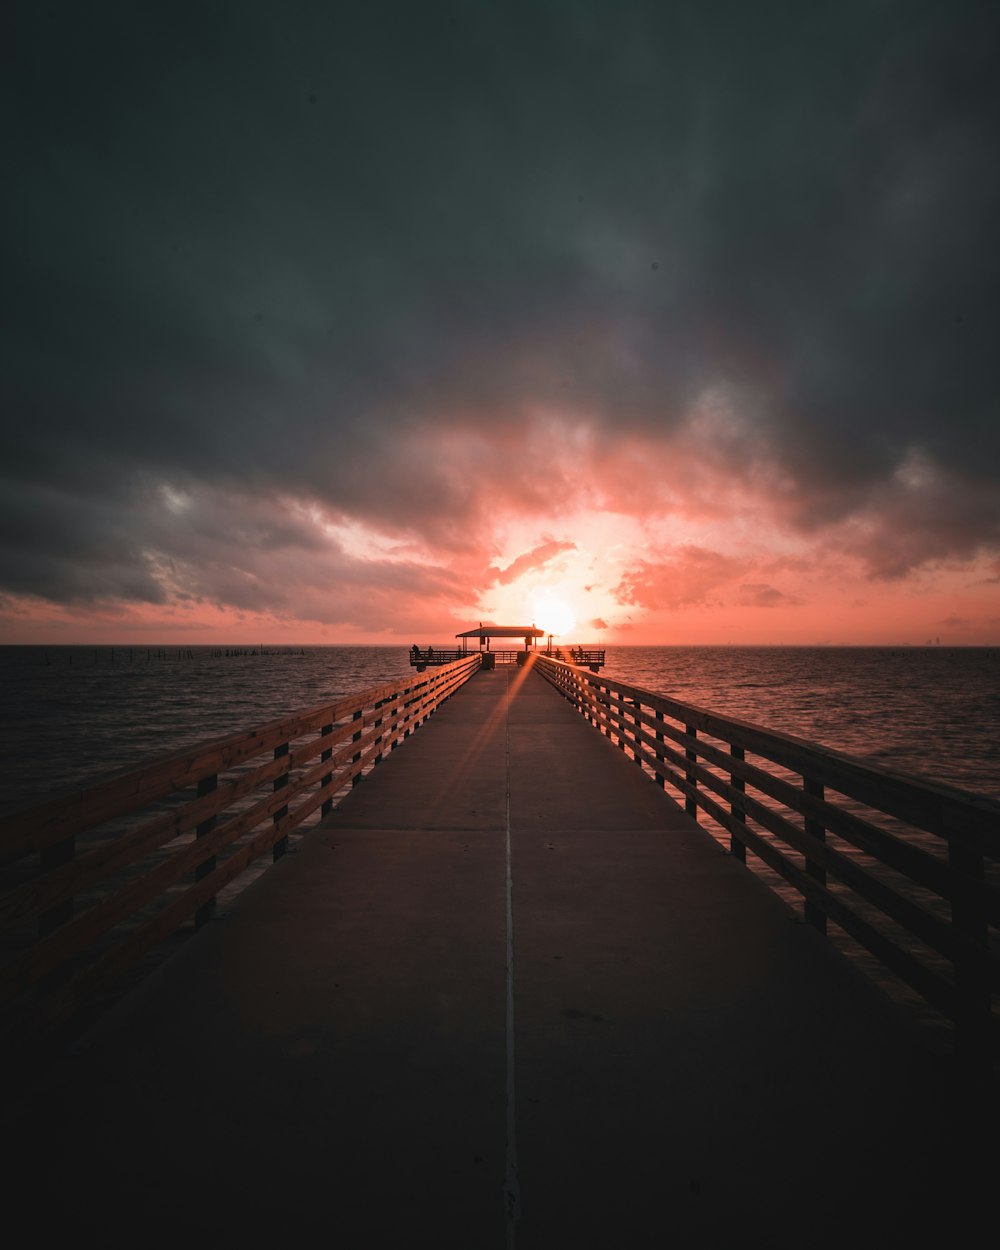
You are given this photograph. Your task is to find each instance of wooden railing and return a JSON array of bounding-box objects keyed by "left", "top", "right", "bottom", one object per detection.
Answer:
[
  {"left": 534, "top": 654, "right": 999, "bottom": 1062},
  {"left": 411, "top": 648, "right": 536, "bottom": 667},
  {"left": 0, "top": 655, "right": 481, "bottom": 1050},
  {"left": 409, "top": 647, "right": 466, "bottom": 666},
  {"left": 547, "top": 645, "right": 606, "bottom": 671}
]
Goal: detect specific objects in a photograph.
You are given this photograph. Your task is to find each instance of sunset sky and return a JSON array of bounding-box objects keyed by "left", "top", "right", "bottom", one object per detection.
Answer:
[{"left": 3, "top": 0, "right": 999, "bottom": 646}]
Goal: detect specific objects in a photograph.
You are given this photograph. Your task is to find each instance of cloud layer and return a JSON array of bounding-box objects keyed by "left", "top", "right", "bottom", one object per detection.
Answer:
[{"left": 3, "top": 1, "right": 999, "bottom": 640}]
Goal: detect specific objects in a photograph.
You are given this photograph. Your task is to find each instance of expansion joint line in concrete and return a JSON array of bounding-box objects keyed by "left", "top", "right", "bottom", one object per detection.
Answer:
[{"left": 504, "top": 665, "right": 521, "bottom": 1245}]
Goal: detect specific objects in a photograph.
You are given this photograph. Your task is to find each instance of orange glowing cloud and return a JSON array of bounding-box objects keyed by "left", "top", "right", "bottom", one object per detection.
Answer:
[
  {"left": 2, "top": 413, "right": 999, "bottom": 647},
  {"left": 4, "top": 6, "right": 999, "bottom": 648}
]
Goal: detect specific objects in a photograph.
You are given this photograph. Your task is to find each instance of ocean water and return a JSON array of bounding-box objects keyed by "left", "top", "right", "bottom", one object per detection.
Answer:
[{"left": 1, "top": 644, "right": 998, "bottom": 817}]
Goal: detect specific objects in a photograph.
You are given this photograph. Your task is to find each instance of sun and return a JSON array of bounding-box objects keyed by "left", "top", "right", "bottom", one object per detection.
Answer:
[{"left": 532, "top": 591, "right": 577, "bottom": 637}]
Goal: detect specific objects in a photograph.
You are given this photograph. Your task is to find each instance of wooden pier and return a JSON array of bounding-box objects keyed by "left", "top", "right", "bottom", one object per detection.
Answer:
[{"left": 3, "top": 658, "right": 998, "bottom": 1245}]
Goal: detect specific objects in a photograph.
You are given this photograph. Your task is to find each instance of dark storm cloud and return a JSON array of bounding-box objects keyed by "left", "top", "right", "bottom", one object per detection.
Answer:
[{"left": 3, "top": 0, "right": 999, "bottom": 611}]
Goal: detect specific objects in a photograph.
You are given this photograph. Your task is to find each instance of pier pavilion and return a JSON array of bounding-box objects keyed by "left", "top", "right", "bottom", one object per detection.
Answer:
[
  {"left": 410, "top": 622, "right": 606, "bottom": 671},
  {"left": 3, "top": 655, "right": 997, "bottom": 1245}
]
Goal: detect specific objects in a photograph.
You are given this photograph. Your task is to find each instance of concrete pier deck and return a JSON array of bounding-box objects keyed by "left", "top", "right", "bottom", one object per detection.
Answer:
[{"left": 9, "top": 667, "right": 990, "bottom": 1246}]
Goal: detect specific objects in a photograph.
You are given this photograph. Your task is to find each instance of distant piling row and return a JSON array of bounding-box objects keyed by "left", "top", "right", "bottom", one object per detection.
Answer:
[{"left": 37, "top": 646, "right": 309, "bottom": 666}]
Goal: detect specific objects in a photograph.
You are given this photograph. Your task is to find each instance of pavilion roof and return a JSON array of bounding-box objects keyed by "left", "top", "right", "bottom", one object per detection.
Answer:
[{"left": 455, "top": 624, "right": 546, "bottom": 639}]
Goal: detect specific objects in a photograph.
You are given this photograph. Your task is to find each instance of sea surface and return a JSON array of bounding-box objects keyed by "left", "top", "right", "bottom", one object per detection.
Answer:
[{"left": 1, "top": 644, "right": 998, "bottom": 816}]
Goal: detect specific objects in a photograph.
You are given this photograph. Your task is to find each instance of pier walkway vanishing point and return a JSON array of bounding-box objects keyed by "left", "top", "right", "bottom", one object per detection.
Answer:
[{"left": 5, "top": 660, "right": 997, "bottom": 1246}]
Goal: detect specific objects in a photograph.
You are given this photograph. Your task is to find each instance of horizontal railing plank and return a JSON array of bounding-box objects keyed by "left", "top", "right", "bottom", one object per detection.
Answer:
[
  {"left": 0, "top": 655, "right": 481, "bottom": 1044},
  {"left": 629, "top": 711, "right": 985, "bottom": 915},
  {"left": 560, "top": 666, "right": 1000, "bottom": 855},
  {"left": 534, "top": 654, "right": 998, "bottom": 1053},
  {"left": 1, "top": 671, "right": 467, "bottom": 859}
]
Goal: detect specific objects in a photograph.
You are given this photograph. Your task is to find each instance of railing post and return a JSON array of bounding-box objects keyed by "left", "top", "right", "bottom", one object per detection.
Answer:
[
  {"left": 272, "top": 742, "right": 289, "bottom": 860},
  {"left": 729, "top": 746, "right": 746, "bottom": 862},
  {"left": 654, "top": 710, "right": 666, "bottom": 788},
  {"left": 685, "top": 725, "right": 698, "bottom": 817},
  {"left": 803, "top": 778, "right": 826, "bottom": 932},
  {"left": 631, "top": 701, "right": 644, "bottom": 768},
  {"left": 625, "top": 699, "right": 639, "bottom": 763},
  {"left": 320, "top": 721, "right": 334, "bottom": 816},
  {"left": 351, "top": 708, "right": 363, "bottom": 786},
  {"left": 948, "top": 836, "right": 991, "bottom": 1067},
  {"left": 389, "top": 691, "right": 401, "bottom": 750},
  {"left": 373, "top": 698, "right": 385, "bottom": 766},
  {"left": 195, "top": 773, "right": 218, "bottom": 927}
]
